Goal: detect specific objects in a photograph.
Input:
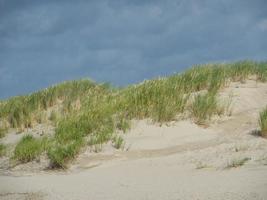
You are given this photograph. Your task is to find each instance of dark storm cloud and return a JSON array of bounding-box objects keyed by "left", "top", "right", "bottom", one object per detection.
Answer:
[{"left": 0, "top": 0, "right": 267, "bottom": 99}]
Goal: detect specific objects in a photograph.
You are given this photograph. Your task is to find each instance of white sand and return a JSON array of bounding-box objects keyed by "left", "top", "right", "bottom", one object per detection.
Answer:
[{"left": 1, "top": 80, "right": 267, "bottom": 200}]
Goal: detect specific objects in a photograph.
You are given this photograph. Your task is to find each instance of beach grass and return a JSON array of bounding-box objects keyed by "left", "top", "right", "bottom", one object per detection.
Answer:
[
  {"left": 1, "top": 60, "right": 267, "bottom": 167},
  {"left": 13, "top": 135, "right": 42, "bottom": 163},
  {"left": 0, "top": 128, "right": 7, "bottom": 138},
  {"left": 47, "top": 139, "right": 84, "bottom": 168},
  {"left": 190, "top": 92, "right": 218, "bottom": 124},
  {"left": 112, "top": 135, "right": 124, "bottom": 149},
  {"left": 226, "top": 157, "right": 250, "bottom": 168},
  {"left": 259, "top": 106, "right": 267, "bottom": 137},
  {"left": 0, "top": 144, "right": 6, "bottom": 157}
]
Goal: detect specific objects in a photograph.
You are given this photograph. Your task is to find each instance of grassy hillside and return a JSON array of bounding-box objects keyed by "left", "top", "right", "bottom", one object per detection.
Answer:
[{"left": 0, "top": 60, "right": 267, "bottom": 168}]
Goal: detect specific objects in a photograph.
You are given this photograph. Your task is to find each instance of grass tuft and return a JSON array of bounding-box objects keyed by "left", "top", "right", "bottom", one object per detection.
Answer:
[
  {"left": 47, "top": 139, "right": 83, "bottom": 168},
  {"left": 0, "top": 144, "right": 6, "bottom": 157},
  {"left": 190, "top": 92, "right": 218, "bottom": 124},
  {"left": 226, "top": 157, "right": 250, "bottom": 168},
  {"left": 0, "top": 79, "right": 98, "bottom": 129},
  {"left": 49, "top": 110, "right": 58, "bottom": 123},
  {"left": 0, "top": 128, "right": 8, "bottom": 138},
  {"left": 259, "top": 106, "right": 267, "bottom": 137},
  {"left": 13, "top": 135, "right": 42, "bottom": 163},
  {"left": 112, "top": 135, "right": 124, "bottom": 149}
]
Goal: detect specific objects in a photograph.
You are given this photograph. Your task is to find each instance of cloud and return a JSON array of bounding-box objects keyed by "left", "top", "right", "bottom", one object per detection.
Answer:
[
  {"left": 258, "top": 19, "right": 267, "bottom": 31},
  {"left": 0, "top": 0, "right": 267, "bottom": 99}
]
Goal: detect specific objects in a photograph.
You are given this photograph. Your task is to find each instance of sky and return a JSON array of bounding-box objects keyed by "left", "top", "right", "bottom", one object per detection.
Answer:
[{"left": 0, "top": 0, "right": 267, "bottom": 99}]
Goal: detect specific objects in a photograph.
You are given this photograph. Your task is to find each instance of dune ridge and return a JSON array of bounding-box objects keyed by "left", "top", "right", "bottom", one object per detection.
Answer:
[{"left": 0, "top": 61, "right": 267, "bottom": 199}]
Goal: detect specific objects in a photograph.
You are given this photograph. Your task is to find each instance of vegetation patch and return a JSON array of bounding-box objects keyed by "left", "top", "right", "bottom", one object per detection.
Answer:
[
  {"left": 47, "top": 139, "right": 84, "bottom": 168},
  {"left": 226, "top": 157, "right": 250, "bottom": 168},
  {"left": 0, "top": 60, "right": 266, "bottom": 168},
  {"left": 259, "top": 106, "right": 267, "bottom": 138},
  {"left": 13, "top": 135, "right": 45, "bottom": 163},
  {"left": 0, "top": 144, "right": 6, "bottom": 157},
  {"left": 190, "top": 92, "right": 218, "bottom": 124},
  {"left": 112, "top": 135, "right": 124, "bottom": 149},
  {"left": 0, "top": 128, "right": 7, "bottom": 138},
  {"left": 0, "top": 80, "right": 99, "bottom": 130}
]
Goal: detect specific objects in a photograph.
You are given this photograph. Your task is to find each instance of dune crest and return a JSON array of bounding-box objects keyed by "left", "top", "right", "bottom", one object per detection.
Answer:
[{"left": 1, "top": 63, "right": 267, "bottom": 200}]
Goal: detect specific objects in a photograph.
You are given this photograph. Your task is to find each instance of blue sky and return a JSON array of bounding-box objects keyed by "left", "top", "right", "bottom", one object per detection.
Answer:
[{"left": 0, "top": 0, "right": 267, "bottom": 99}]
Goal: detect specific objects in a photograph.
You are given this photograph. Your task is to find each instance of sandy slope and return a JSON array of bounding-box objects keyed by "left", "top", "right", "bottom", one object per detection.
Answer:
[{"left": 1, "top": 80, "right": 267, "bottom": 200}]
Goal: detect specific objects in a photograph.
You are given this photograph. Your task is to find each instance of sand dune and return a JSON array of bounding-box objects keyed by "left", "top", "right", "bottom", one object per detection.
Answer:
[{"left": 1, "top": 80, "right": 267, "bottom": 200}]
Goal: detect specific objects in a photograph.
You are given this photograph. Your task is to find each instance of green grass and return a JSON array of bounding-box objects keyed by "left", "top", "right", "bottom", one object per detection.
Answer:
[
  {"left": 1, "top": 60, "right": 267, "bottom": 168},
  {"left": 122, "top": 79, "right": 188, "bottom": 122},
  {"left": 259, "top": 106, "right": 267, "bottom": 138},
  {"left": 0, "top": 79, "right": 99, "bottom": 129},
  {"left": 49, "top": 110, "right": 58, "bottom": 123},
  {"left": 13, "top": 135, "right": 50, "bottom": 163},
  {"left": 115, "top": 115, "right": 130, "bottom": 133},
  {"left": 112, "top": 135, "right": 124, "bottom": 149},
  {"left": 0, "top": 128, "right": 7, "bottom": 138},
  {"left": 0, "top": 144, "right": 6, "bottom": 157},
  {"left": 190, "top": 92, "right": 218, "bottom": 124},
  {"left": 47, "top": 139, "right": 84, "bottom": 168}
]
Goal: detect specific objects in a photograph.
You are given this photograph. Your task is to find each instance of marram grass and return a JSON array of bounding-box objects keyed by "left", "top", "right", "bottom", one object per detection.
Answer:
[
  {"left": 0, "top": 144, "right": 6, "bottom": 157},
  {"left": 259, "top": 106, "right": 267, "bottom": 137},
  {"left": 190, "top": 92, "right": 218, "bottom": 124},
  {"left": 1, "top": 60, "right": 267, "bottom": 168},
  {"left": 13, "top": 135, "right": 42, "bottom": 163},
  {"left": 0, "top": 79, "right": 100, "bottom": 130},
  {"left": 47, "top": 139, "right": 84, "bottom": 168},
  {"left": 13, "top": 135, "right": 51, "bottom": 163}
]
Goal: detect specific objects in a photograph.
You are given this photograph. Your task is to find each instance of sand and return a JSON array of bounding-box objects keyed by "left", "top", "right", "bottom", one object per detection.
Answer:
[{"left": 0, "top": 80, "right": 267, "bottom": 200}]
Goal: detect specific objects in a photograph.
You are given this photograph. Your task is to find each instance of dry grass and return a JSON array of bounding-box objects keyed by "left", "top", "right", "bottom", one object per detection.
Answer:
[{"left": 225, "top": 157, "right": 250, "bottom": 168}]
